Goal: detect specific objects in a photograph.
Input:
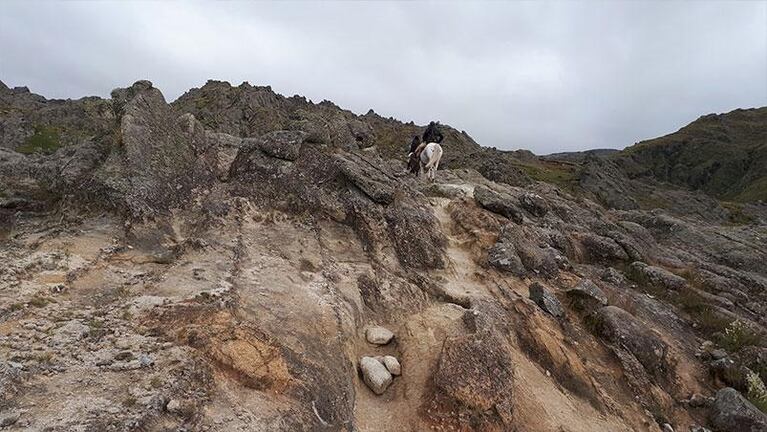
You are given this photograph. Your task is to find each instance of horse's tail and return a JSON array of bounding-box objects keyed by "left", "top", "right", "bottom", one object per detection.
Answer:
[{"left": 424, "top": 144, "right": 443, "bottom": 169}]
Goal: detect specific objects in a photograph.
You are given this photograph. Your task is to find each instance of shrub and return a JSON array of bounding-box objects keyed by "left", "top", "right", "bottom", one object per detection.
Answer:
[
  {"left": 717, "top": 320, "right": 763, "bottom": 353},
  {"left": 28, "top": 295, "right": 51, "bottom": 308},
  {"left": 746, "top": 370, "right": 767, "bottom": 413},
  {"left": 674, "top": 289, "right": 730, "bottom": 333}
]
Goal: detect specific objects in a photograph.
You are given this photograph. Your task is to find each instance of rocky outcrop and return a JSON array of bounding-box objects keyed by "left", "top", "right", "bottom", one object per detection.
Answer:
[
  {"left": 487, "top": 242, "right": 526, "bottom": 275},
  {"left": 628, "top": 261, "right": 688, "bottom": 292},
  {"left": 576, "top": 232, "right": 630, "bottom": 263},
  {"left": 228, "top": 128, "right": 446, "bottom": 270},
  {"left": 710, "top": 387, "right": 767, "bottom": 432},
  {"left": 474, "top": 185, "right": 525, "bottom": 224},
  {"left": 487, "top": 224, "right": 563, "bottom": 278},
  {"left": 566, "top": 279, "right": 608, "bottom": 310},
  {"left": 578, "top": 154, "right": 640, "bottom": 210},
  {"left": 595, "top": 306, "right": 672, "bottom": 382},
  {"left": 96, "top": 81, "right": 217, "bottom": 217},
  {"left": 428, "top": 315, "right": 514, "bottom": 430},
  {"left": 518, "top": 192, "right": 549, "bottom": 217}
]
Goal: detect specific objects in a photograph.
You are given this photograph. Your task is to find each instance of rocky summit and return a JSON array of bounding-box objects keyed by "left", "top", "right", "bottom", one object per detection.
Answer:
[{"left": 1, "top": 79, "right": 766, "bottom": 432}]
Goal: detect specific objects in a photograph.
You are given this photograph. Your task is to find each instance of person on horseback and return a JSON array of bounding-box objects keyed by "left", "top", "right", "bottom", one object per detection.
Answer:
[
  {"left": 407, "top": 135, "right": 422, "bottom": 174},
  {"left": 408, "top": 122, "right": 444, "bottom": 176},
  {"left": 422, "top": 121, "right": 444, "bottom": 144}
]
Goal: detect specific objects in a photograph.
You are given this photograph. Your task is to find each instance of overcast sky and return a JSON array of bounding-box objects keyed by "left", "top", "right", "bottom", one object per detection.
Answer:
[{"left": 1, "top": 1, "right": 766, "bottom": 154}]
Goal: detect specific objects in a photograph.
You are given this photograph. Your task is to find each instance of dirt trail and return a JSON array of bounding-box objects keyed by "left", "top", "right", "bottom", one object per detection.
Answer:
[{"left": 352, "top": 191, "right": 654, "bottom": 431}]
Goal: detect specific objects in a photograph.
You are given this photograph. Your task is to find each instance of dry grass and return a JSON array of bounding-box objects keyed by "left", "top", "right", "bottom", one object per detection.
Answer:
[{"left": 717, "top": 320, "right": 763, "bottom": 353}]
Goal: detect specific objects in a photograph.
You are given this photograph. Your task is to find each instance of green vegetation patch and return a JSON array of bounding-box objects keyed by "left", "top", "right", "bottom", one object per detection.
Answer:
[
  {"left": 516, "top": 161, "right": 580, "bottom": 193},
  {"left": 635, "top": 193, "right": 671, "bottom": 211},
  {"left": 721, "top": 201, "right": 757, "bottom": 225},
  {"left": 733, "top": 177, "right": 767, "bottom": 203},
  {"left": 17, "top": 125, "right": 61, "bottom": 155}
]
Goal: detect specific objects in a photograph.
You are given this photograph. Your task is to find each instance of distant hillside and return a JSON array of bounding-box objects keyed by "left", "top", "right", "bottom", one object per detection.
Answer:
[
  {"left": 542, "top": 148, "right": 620, "bottom": 162},
  {"left": 613, "top": 107, "right": 767, "bottom": 202}
]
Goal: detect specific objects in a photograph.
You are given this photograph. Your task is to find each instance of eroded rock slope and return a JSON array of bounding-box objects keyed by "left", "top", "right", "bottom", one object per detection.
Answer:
[{"left": 1, "top": 80, "right": 766, "bottom": 431}]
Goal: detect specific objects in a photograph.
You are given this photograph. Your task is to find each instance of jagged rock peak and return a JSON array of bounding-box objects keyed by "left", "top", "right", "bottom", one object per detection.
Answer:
[{"left": 110, "top": 80, "right": 163, "bottom": 117}]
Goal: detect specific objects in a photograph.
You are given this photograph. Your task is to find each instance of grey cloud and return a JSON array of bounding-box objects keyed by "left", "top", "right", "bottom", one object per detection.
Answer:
[{"left": 1, "top": 1, "right": 765, "bottom": 154}]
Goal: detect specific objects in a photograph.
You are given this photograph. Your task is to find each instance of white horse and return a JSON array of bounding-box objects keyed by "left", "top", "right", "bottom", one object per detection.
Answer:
[{"left": 419, "top": 142, "right": 443, "bottom": 182}]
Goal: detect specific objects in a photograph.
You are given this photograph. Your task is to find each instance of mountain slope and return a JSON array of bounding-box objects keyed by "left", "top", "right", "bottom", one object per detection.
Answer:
[{"left": 614, "top": 107, "right": 767, "bottom": 202}]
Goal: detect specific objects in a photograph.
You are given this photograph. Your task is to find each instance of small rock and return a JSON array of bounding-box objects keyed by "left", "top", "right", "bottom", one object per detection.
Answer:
[
  {"left": 689, "top": 426, "right": 712, "bottom": 432},
  {"left": 365, "top": 326, "right": 394, "bottom": 345},
  {"left": 688, "top": 393, "right": 713, "bottom": 408},
  {"left": 661, "top": 424, "right": 674, "bottom": 432},
  {"left": 166, "top": 399, "right": 182, "bottom": 413},
  {"left": 529, "top": 282, "right": 564, "bottom": 318},
  {"left": 359, "top": 356, "right": 393, "bottom": 395},
  {"left": 382, "top": 355, "right": 401, "bottom": 376},
  {"left": 711, "top": 349, "right": 728, "bottom": 361},
  {"left": 138, "top": 354, "right": 154, "bottom": 367}
]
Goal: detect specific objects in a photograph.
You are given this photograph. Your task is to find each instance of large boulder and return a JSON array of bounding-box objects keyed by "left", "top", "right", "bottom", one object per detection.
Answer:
[
  {"left": 384, "top": 202, "right": 447, "bottom": 270},
  {"left": 247, "top": 130, "right": 307, "bottom": 161},
  {"left": 518, "top": 192, "right": 549, "bottom": 217},
  {"left": 710, "top": 387, "right": 767, "bottom": 432},
  {"left": 628, "top": 261, "right": 688, "bottom": 291},
  {"left": 488, "top": 224, "right": 564, "bottom": 278},
  {"left": 577, "top": 232, "right": 630, "bottom": 263},
  {"left": 515, "top": 241, "right": 561, "bottom": 278},
  {"left": 487, "top": 242, "right": 526, "bottom": 276},
  {"left": 566, "top": 279, "right": 608, "bottom": 309},
  {"left": 430, "top": 326, "right": 514, "bottom": 428},
  {"left": 595, "top": 306, "right": 671, "bottom": 380},
  {"left": 474, "top": 186, "right": 524, "bottom": 224},
  {"left": 337, "top": 151, "right": 396, "bottom": 205}
]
